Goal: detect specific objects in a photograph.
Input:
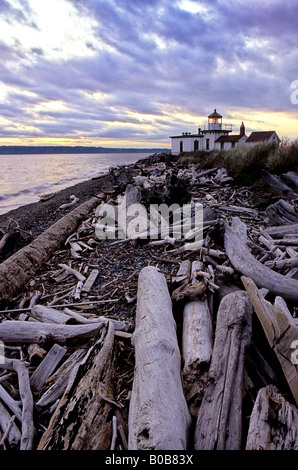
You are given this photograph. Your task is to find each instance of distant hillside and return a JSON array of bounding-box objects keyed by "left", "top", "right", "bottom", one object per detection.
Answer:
[{"left": 0, "top": 146, "right": 170, "bottom": 155}]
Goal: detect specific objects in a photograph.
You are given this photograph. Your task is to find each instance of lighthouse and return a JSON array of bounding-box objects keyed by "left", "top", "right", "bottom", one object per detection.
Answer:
[
  {"left": 169, "top": 109, "right": 280, "bottom": 155},
  {"left": 170, "top": 109, "right": 232, "bottom": 154},
  {"left": 208, "top": 109, "right": 223, "bottom": 131}
]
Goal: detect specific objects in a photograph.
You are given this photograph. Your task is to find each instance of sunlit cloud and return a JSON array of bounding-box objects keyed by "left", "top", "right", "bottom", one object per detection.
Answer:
[{"left": 0, "top": 0, "right": 297, "bottom": 147}]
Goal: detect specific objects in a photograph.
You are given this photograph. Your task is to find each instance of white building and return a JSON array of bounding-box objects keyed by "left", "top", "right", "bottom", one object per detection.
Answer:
[
  {"left": 170, "top": 109, "right": 280, "bottom": 155},
  {"left": 244, "top": 131, "right": 281, "bottom": 147}
]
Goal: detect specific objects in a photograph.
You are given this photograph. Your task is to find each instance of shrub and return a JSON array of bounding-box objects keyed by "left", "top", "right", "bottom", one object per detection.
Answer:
[
  {"left": 177, "top": 140, "right": 297, "bottom": 181},
  {"left": 266, "top": 140, "right": 298, "bottom": 174}
]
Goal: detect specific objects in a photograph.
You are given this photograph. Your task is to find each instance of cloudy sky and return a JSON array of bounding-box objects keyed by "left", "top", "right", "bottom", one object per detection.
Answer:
[{"left": 0, "top": 0, "right": 298, "bottom": 148}]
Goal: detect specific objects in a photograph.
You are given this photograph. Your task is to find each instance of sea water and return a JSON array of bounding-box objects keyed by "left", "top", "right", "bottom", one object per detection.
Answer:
[{"left": 0, "top": 152, "right": 152, "bottom": 215}]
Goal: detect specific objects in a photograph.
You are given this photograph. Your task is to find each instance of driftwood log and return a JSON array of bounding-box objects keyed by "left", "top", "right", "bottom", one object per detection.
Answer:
[
  {"left": 0, "top": 320, "right": 104, "bottom": 344},
  {"left": 265, "top": 199, "right": 298, "bottom": 225},
  {"left": 262, "top": 223, "right": 298, "bottom": 239},
  {"left": 36, "top": 347, "right": 87, "bottom": 409},
  {"left": 0, "top": 359, "right": 34, "bottom": 450},
  {"left": 224, "top": 222, "right": 298, "bottom": 302},
  {"left": 242, "top": 276, "right": 298, "bottom": 407},
  {"left": 0, "top": 196, "right": 100, "bottom": 302},
  {"left": 281, "top": 171, "right": 298, "bottom": 192},
  {"left": 128, "top": 266, "right": 191, "bottom": 450},
  {"left": 182, "top": 261, "right": 213, "bottom": 415},
  {"left": 194, "top": 290, "right": 253, "bottom": 450},
  {"left": 37, "top": 321, "right": 116, "bottom": 450},
  {"left": 262, "top": 170, "right": 297, "bottom": 200},
  {"left": 246, "top": 385, "right": 298, "bottom": 450},
  {"left": 0, "top": 402, "right": 21, "bottom": 449}
]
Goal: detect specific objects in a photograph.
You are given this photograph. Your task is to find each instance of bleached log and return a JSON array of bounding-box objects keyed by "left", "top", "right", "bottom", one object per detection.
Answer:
[
  {"left": 30, "top": 304, "right": 72, "bottom": 324},
  {"left": 231, "top": 215, "right": 248, "bottom": 239},
  {"left": 58, "top": 263, "right": 86, "bottom": 282},
  {"left": 0, "top": 196, "right": 100, "bottom": 301},
  {"left": 82, "top": 268, "right": 99, "bottom": 293},
  {"left": 36, "top": 347, "right": 87, "bottom": 408},
  {"left": 262, "top": 170, "right": 297, "bottom": 199},
  {"left": 265, "top": 199, "right": 298, "bottom": 225},
  {"left": 128, "top": 266, "right": 191, "bottom": 450},
  {"left": 246, "top": 385, "right": 298, "bottom": 450},
  {"left": 265, "top": 255, "right": 298, "bottom": 270},
  {"left": 0, "top": 384, "right": 22, "bottom": 422},
  {"left": 0, "top": 320, "right": 104, "bottom": 344},
  {"left": 37, "top": 321, "right": 116, "bottom": 450},
  {"left": 69, "top": 241, "right": 82, "bottom": 252},
  {"left": 262, "top": 223, "right": 298, "bottom": 239},
  {"left": 62, "top": 308, "right": 129, "bottom": 331},
  {"left": 74, "top": 280, "right": 83, "bottom": 300},
  {"left": 224, "top": 222, "right": 298, "bottom": 302},
  {"left": 194, "top": 291, "right": 252, "bottom": 450},
  {"left": 281, "top": 171, "right": 298, "bottom": 192},
  {"left": 0, "top": 402, "right": 21, "bottom": 449},
  {"left": 182, "top": 261, "right": 213, "bottom": 415},
  {"left": 0, "top": 359, "right": 34, "bottom": 450},
  {"left": 242, "top": 276, "right": 298, "bottom": 407},
  {"left": 59, "top": 196, "right": 79, "bottom": 209},
  {"left": 30, "top": 343, "right": 67, "bottom": 391},
  {"left": 172, "top": 260, "right": 191, "bottom": 284}
]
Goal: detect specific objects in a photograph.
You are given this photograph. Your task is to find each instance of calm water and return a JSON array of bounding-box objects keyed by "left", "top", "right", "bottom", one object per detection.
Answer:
[{"left": 0, "top": 152, "right": 152, "bottom": 215}]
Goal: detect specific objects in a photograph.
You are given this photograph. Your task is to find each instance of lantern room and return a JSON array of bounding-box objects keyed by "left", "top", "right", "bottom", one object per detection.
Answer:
[{"left": 208, "top": 109, "right": 222, "bottom": 130}]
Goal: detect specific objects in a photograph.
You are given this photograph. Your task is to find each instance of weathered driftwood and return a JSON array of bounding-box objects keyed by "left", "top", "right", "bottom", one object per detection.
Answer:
[
  {"left": 58, "top": 263, "right": 86, "bottom": 282},
  {"left": 59, "top": 195, "right": 79, "bottom": 209},
  {"left": 30, "top": 343, "right": 67, "bottom": 391},
  {"left": 265, "top": 199, "right": 298, "bottom": 225},
  {"left": 62, "top": 307, "right": 130, "bottom": 331},
  {"left": 265, "top": 255, "right": 298, "bottom": 271},
  {"left": 182, "top": 261, "right": 213, "bottom": 415},
  {"left": 0, "top": 359, "right": 34, "bottom": 450},
  {"left": 242, "top": 276, "right": 298, "bottom": 407},
  {"left": 281, "top": 171, "right": 298, "bottom": 192},
  {"left": 0, "top": 384, "right": 22, "bottom": 422},
  {"left": 36, "top": 347, "right": 87, "bottom": 409},
  {"left": 262, "top": 170, "right": 297, "bottom": 199},
  {"left": 246, "top": 385, "right": 298, "bottom": 450},
  {"left": 194, "top": 291, "right": 252, "bottom": 450},
  {"left": 27, "top": 343, "right": 47, "bottom": 364},
  {"left": 0, "top": 219, "right": 20, "bottom": 255},
  {"left": 224, "top": 222, "right": 298, "bottom": 302},
  {"left": 0, "top": 196, "right": 100, "bottom": 302},
  {"left": 30, "top": 304, "right": 72, "bottom": 324},
  {"left": 128, "top": 266, "right": 191, "bottom": 450},
  {"left": 82, "top": 268, "right": 99, "bottom": 293},
  {"left": 0, "top": 320, "right": 104, "bottom": 344},
  {"left": 37, "top": 321, "right": 116, "bottom": 450},
  {"left": 262, "top": 223, "right": 298, "bottom": 239},
  {"left": 0, "top": 401, "right": 21, "bottom": 449}
]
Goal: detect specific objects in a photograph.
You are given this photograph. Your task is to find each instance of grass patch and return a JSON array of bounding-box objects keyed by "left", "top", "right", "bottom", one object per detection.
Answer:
[{"left": 178, "top": 140, "right": 298, "bottom": 183}]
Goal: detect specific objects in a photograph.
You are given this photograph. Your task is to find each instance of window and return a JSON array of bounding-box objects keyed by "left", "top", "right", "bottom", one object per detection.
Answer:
[
  {"left": 206, "top": 139, "right": 210, "bottom": 151},
  {"left": 221, "top": 142, "right": 224, "bottom": 150},
  {"left": 180, "top": 141, "right": 183, "bottom": 153},
  {"left": 194, "top": 140, "right": 199, "bottom": 151},
  {"left": 232, "top": 142, "right": 235, "bottom": 149}
]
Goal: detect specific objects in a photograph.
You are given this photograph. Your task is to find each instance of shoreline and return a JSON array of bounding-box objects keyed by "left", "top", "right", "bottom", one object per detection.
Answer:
[
  {"left": 0, "top": 152, "right": 172, "bottom": 260},
  {"left": 0, "top": 152, "right": 297, "bottom": 450}
]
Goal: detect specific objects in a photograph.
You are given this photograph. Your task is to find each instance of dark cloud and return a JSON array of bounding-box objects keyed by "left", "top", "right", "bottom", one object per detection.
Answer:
[{"left": 0, "top": 0, "right": 297, "bottom": 144}]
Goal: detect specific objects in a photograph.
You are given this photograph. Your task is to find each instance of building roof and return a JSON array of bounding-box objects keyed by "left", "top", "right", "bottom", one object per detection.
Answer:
[
  {"left": 215, "top": 134, "right": 244, "bottom": 143},
  {"left": 208, "top": 109, "right": 222, "bottom": 119},
  {"left": 245, "top": 131, "right": 278, "bottom": 143},
  {"left": 169, "top": 134, "right": 203, "bottom": 139}
]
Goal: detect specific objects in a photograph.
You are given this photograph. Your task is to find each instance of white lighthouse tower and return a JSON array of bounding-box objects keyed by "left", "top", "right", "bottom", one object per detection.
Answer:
[{"left": 207, "top": 109, "right": 223, "bottom": 130}]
